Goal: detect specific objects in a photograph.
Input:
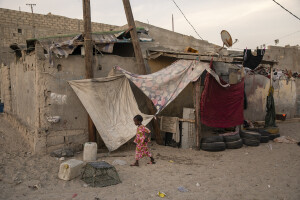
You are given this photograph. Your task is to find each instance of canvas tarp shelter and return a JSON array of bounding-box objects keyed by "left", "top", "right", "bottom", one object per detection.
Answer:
[
  {"left": 116, "top": 60, "right": 229, "bottom": 114},
  {"left": 69, "top": 60, "right": 229, "bottom": 151},
  {"left": 69, "top": 75, "right": 153, "bottom": 151}
]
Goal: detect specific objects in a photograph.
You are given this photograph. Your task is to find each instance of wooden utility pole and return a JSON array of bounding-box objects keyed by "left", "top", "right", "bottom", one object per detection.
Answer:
[
  {"left": 82, "top": 0, "right": 96, "bottom": 142},
  {"left": 26, "top": 3, "right": 36, "bottom": 38},
  {"left": 122, "top": 0, "right": 146, "bottom": 74},
  {"left": 172, "top": 14, "right": 174, "bottom": 32},
  {"left": 193, "top": 77, "right": 201, "bottom": 150},
  {"left": 122, "top": 0, "right": 163, "bottom": 145}
]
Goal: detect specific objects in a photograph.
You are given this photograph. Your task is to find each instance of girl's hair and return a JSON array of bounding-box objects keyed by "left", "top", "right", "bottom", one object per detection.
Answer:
[{"left": 133, "top": 115, "right": 143, "bottom": 122}]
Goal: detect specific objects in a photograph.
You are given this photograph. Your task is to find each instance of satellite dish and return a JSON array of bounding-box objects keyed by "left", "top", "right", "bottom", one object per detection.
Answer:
[{"left": 221, "top": 30, "right": 233, "bottom": 47}]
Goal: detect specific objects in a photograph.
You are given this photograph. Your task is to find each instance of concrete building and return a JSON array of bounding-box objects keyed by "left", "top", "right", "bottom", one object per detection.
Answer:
[
  {"left": 0, "top": 8, "right": 118, "bottom": 65},
  {"left": 1, "top": 8, "right": 299, "bottom": 154}
]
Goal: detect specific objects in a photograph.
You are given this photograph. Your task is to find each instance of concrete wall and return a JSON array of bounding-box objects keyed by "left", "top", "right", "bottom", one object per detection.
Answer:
[
  {"left": 0, "top": 8, "right": 119, "bottom": 65},
  {"left": 8, "top": 53, "right": 37, "bottom": 128},
  {"left": 244, "top": 75, "right": 296, "bottom": 121},
  {"left": 265, "top": 46, "right": 300, "bottom": 117},
  {"left": 115, "top": 21, "right": 220, "bottom": 56},
  {"left": 1, "top": 43, "right": 152, "bottom": 153}
]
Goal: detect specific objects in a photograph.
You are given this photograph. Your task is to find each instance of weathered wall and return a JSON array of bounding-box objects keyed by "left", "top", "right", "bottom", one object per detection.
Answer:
[
  {"left": 115, "top": 21, "right": 220, "bottom": 56},
  {"left": 265, "top": 46, "right": 300, "bottom": 72},
  {"left": 2, "top": 53, "right": 39, "bottom": 151},
  {"left": 0, "top": 8, "right": 119, "bottom": 65},
  {"left": 8, "top": 53, "right": 37, "bottom": 128},
  {"left": 244, "top": 74, "right": 296, "bottom": 121},
  {"left": 27, "top": 44, "right": 150, "bottom": 153},
  {"left": 265, "top": 46, "right": 300, "bottom": 117}
]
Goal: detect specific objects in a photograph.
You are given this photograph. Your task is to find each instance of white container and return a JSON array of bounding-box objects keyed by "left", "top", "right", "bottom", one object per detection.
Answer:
[
  {"left": 58, "top": 159, "right": 84, "bottom": 181},
  {"left": 83, "top": 142, "right": 97, "bottom": 161}
]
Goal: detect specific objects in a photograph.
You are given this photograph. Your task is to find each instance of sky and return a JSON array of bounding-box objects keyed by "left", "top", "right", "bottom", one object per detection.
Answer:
[{"left": 0, "top": 0, "right": 299, "bottom": 50}]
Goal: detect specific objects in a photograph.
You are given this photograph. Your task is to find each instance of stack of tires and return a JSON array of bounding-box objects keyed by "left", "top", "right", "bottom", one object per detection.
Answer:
[
  {"left": 258, "top": 130, "right": 270, "bottom": 143},
  {"left": 223, "top": 133, "right": 243, "bottom": 149},
  {"left": 200, "top": 133, "right": 243, "bottom": 152},
  {"left": 264, "top": 127, "right": 280, "bottom": 140},
  {"left": 240, "top": 131, "right": 261, "bottom": 146},
  {"left": 201, "top": 136, "right": 226, "bottom": 152}
]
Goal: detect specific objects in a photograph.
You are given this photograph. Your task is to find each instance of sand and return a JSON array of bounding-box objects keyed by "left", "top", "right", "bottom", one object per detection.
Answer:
[{"left": 0, "top": 114, "right": 299, "bottom": 200}]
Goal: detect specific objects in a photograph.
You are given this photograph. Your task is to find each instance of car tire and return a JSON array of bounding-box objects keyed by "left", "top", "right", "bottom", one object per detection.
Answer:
[
  {"left": 260, "top": 136, "right": 270, "bottom": 143},
  {"left": 225, "top": 139, "right": 243, "bottom": 149},
  {"left": 223, "top": 134, "right": 241, "bottom": 142},
  {"left": 240, "top": 131, "right": 261, "bottom": 141},
  {"left": 243, "top": 138, "right": 260, "bottom": 146},
  {"left": 269, "top": 133, "right": 280, "bottom": 140},
  {"left": 201, "top": 136, "right": 224, "bottom": 143},
  {"left": 201, "top": 142, "right": 226, "bottom": 152}
]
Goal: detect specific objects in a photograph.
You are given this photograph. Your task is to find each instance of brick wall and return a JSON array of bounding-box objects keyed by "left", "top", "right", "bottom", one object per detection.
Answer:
[{"left": 0, "top": 8, "right": 119, "bottom": 64}]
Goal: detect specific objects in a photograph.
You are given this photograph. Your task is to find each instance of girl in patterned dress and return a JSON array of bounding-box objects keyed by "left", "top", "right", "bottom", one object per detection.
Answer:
[{"left": 130, "top": 115, "right": 155, "bottom": 166}]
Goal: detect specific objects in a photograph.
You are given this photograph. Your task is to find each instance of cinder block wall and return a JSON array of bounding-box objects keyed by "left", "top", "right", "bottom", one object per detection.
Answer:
[{"left": 0, "top": 8, "right": 119, "bottom": 64}]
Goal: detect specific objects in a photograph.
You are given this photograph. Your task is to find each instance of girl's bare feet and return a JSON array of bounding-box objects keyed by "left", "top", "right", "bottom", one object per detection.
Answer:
[{"left": 130, "top": 161, "right": 139, "bottom": 166}]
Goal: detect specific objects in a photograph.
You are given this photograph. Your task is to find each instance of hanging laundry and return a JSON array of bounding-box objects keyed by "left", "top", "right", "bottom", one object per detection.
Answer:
[
  {"left": 243, "top": 49, "right": 265, "bottom": 70},
  {"left": 201, "top": 64, "right": 245, "bottom": 128},
  {"left": 265, "top": 87, "right": 276, "bottom": 128}
]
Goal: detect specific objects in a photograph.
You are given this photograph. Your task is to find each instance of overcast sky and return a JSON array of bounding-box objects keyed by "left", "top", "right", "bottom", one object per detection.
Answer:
[{"left": 0, "top": 0, "right": 299, "bottom": 50}]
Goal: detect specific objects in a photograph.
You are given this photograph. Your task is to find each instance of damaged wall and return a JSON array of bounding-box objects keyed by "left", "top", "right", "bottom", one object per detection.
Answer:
[
  {"left": 2, "top": 43, "right": 152, "bottom": 154},
  {"left": 265, "top": 45, "right": 300, "bottom": 117},
  {"left": 115, "top": 21, "right": 220, "bottom": 56},
  {"left": 244, "top": 74, "right": 296, "bottom": 121},
  {"left": 0, "top": 8, "right": 119, "bottom": 65}
]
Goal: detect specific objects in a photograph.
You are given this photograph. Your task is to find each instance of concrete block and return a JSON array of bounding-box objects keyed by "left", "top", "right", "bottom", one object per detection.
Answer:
[
  {"left": 47, "top": 135, "right": 65, "bottom": 146},
  {"left": 58, "top": 159, "right": 84, "bottom": 181},
  {"left": 66, "top": 133, "right": 87, "bottom": 144},
  {"left": 83, "top": 142, "right": 97, "bottom": 161}
]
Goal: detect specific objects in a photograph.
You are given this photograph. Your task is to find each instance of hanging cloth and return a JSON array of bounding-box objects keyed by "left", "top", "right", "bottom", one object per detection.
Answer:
[
  {"left": 200, "top": 63, "right": 245, "bottom": 128},
  {"left": 243, "top": 49, "right": 265, "bottom": 70},
  {"left": 264, "top": 86, "right": 277, "bottom": 127}
]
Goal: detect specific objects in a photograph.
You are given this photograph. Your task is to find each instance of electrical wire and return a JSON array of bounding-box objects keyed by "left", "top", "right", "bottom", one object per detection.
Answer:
[
  {"left": 260, "top": 29, "right": 300, "bottom": 47},
  {"left": 272, "top": 0, "right": 300, "bottom": 21},
  {"left": 171, "top": 0, "right": 203, "bottom": 40}
]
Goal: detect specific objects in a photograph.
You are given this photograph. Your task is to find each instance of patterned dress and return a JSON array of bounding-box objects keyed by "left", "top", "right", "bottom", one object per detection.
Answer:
[{"left": 134, "top": 125, "right": 152, "bottom": 160}]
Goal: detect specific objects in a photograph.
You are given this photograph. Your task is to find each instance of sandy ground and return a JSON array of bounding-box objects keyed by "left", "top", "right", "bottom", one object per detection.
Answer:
[{"left": 0, "top": 114, "right": 299, "bottom": 200}]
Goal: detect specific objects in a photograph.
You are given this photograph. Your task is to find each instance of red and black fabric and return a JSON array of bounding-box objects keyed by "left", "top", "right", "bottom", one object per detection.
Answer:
[{"left": 200, "top": 64, "right": 244, "bottom": 128}]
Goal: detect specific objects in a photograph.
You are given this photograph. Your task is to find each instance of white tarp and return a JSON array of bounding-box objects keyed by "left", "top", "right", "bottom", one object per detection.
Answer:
[{"left": 69, "top": 75, "right": 153, "bottom": 151}]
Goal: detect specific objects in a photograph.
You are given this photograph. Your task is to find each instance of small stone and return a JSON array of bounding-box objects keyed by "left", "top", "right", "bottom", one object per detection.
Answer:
[
  {"left": 59, "top": 157, "right": 65, "bottom": 161},
  {"left": 83, "top": 183, "right": 89, "bottom": 188},
  {"left": 196, "top": 183, "right": 200, "bottom": 187}
]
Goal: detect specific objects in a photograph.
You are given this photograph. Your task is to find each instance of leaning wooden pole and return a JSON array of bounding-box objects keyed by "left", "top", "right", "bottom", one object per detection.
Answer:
[
  {"left": 193, "top": 77, "right": 201, "bottom": 150},
  {"left": 82, "top": 0, "right": 96, "bottom": 142},
  {"left": 122, "top": 0, "right": 163, "bottom": 145}
]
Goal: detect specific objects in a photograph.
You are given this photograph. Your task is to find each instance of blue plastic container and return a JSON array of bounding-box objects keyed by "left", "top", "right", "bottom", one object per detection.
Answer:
[{"left": 0, "top": 103, "right": 4, "bottom": 113}]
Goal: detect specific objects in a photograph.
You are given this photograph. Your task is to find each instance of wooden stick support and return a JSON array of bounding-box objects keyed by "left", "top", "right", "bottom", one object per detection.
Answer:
[
  {"left": 122, "top": 0, "right": 163, "bottom": 145},
  {"left": 83, "top": 0, "right": 96, "bottom": 142},
  {"left": 193, "top": 77, "right": 202, "bottom": 150}
]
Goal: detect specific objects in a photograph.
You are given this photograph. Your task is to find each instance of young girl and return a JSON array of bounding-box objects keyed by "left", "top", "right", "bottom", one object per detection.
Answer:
[{"left": 130, "top": 115, "right": 155, "bottom": 166}]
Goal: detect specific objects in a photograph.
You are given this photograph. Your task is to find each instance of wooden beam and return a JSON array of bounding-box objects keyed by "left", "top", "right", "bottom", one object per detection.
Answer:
[
  {"left": 122, "top": 0, "right": 146, "bottom": 74},
  {"left": 193, "top": 77, "right": 201, "bottom": 150},
  {"left": 82, "top": 0, "right": 96, "bottom": 142},
  {"left": 122, "top": 0, "right": 163, "bottom": 145}
]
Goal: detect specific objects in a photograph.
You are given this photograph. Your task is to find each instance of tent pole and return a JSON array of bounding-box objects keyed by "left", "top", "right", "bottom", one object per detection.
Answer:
[
  {"left": 193, "top": 77, "right": 202, "bottom": 150},
  {"left": 82, "top": 0, "right": 96, "bottom": 142},
  {"left": 122, "top": 0, "right": 163, "bottom": 145}
]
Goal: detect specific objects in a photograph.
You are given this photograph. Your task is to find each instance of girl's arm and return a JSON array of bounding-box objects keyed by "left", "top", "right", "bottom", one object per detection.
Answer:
[{"left": 144, "top": 131, "right": 151, "bottom": 142}]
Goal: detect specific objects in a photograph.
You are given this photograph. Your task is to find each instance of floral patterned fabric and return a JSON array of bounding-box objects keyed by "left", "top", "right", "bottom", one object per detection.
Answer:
[
  {"left": 134, "top": 125, "right": 152, "bottom": 160},
  {"left": 116, "top": 60, "right": 228, "bottom": 115}
]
